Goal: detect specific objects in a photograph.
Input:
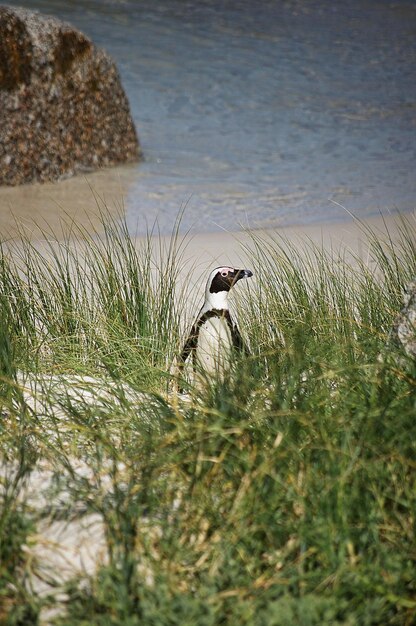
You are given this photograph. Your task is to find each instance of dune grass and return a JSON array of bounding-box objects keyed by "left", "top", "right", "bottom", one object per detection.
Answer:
[{"left": 0, "top": 212, "right": 415, "bottom": 625}]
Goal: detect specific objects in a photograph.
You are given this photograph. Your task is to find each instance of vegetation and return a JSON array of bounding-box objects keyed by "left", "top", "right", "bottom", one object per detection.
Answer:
[{"left": 0, "top": 212, "right": 415, "bottom": 625}]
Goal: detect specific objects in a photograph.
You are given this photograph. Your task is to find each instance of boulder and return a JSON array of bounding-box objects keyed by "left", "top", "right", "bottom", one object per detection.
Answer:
[
  {"left": 0, "top": 5, "right": 140, "bottom": 185},
  {"left": 391, "top": 279, "right": 416, "bottom": 359}
]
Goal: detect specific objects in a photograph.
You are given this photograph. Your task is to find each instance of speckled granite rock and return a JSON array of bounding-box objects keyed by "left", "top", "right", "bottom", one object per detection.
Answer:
[
  {"left": 391, "top": 279, "right": 416, "bottom": 360},
  {"left": 0, "top": 5, "right": 140, "bottom": 185}
]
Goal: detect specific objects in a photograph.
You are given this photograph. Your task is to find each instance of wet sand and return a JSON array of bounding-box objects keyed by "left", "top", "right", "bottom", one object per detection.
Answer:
[
  {"left": 1, "top": 162, "right": 414, "bottom": 250},
  {"left": 0, "top": 165, "right": 138, "bottom": 239},
  {"left": 1, "top": 171, "right": 413, "bottom": 279}
]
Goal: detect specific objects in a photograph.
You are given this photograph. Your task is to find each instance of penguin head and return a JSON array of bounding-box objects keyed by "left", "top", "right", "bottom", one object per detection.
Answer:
[
  {"left": 205, "top": 267, "right": 253, "bottom": 307},
  {"left": 208, "top": 266, "right": 253, "bottom": 294}
]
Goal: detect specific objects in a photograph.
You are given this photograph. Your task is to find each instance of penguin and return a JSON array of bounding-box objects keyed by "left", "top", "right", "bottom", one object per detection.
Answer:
[{"left": 178, "top": 266, "right": 253, "bottom": 385}]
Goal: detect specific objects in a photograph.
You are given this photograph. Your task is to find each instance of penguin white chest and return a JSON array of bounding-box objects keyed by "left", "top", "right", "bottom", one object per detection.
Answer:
[{"left": 196, "top": 316, "right": 233, "bottom": 373}]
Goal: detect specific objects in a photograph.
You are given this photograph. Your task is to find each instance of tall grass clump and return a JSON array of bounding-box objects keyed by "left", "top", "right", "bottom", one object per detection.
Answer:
[
  {"left": 0, "top": 211, "right": 415, "bottom": 625},
  {"left": 1, "top": 212, "right": 190, "bottom": 389}
]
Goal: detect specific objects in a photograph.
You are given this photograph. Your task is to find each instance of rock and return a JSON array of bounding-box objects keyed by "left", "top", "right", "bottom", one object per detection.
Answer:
[
  {"left": 0, "top": 5, "right": 141, "bottom": 186},
  {"left": 391, "top": 279, "right": 416, "bottom": 359}
]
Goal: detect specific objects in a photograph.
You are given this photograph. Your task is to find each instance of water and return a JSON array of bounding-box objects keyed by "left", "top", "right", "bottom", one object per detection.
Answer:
[{"left": 4, "top": 0, "right": 416, "bottom": 233}]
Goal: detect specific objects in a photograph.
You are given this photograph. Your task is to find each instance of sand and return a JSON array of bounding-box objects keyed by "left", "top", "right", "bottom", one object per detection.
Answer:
[
  {"left": 0, "top": 166, "right": 138, "bottom": 239},
  {"left": 1, "top": 165, "right": 413, "bottom": 262},
  {"left": 174, "top": 212, "right": 413, "bottom": 268}
]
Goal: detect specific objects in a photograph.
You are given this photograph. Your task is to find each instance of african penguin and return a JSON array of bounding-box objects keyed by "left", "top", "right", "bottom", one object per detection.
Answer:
[{"left": 178, "top": 266, "right": 253, "bottom": 383}]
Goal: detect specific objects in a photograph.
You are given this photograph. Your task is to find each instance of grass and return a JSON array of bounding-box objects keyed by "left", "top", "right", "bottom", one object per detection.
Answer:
[{"left": 0, "top": 211, "right": 415, "bottom": 625}]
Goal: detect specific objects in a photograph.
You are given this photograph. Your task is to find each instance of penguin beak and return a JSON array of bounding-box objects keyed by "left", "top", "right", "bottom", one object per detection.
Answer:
[{"left": 234, "top": 268, "right": 253, "bottom": 282}]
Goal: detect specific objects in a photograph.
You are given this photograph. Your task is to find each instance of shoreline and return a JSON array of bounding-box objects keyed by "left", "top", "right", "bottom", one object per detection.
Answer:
[
  {"left": 0, "top": 167, "right": 414, "bottom": 249},
  {"left": 1, "top": 179, "right": 414, "bottom": 281}
]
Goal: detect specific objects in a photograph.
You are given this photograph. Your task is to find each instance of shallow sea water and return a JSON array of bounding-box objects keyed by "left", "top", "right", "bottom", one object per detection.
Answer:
[{"left": 1, "top": 0, "right": 416, "bottom": 234}]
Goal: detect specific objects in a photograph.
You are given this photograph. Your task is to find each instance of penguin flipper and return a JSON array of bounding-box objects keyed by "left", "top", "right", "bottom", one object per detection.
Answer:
[
  {"left": 231, "top": 323, "right": 248, "bottom": 353},
  {"left": 176, "top": 326, "right": 199, "bottom": 393},
  {"left": 225, "top": 312, "right": 249, "bottom": 355},
  {"left": 178, "top": 325, "right": 198, "bottom": 368}
]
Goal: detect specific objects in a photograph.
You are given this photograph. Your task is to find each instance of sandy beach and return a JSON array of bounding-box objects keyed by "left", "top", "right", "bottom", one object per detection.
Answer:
[
  {"left": 1, "top": 173, "right": 413, "bottom": 260},
  {"left": 0, "top": 166, "right": 139, "bottom": 240},
  {"left": 1, "top": 1, "right": 415, "bottom": 621}
]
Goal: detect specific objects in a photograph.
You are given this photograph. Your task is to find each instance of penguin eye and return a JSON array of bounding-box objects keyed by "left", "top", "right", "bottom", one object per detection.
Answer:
[{"left": 221, "top": 271, "right": 228, "bottom": 277}]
